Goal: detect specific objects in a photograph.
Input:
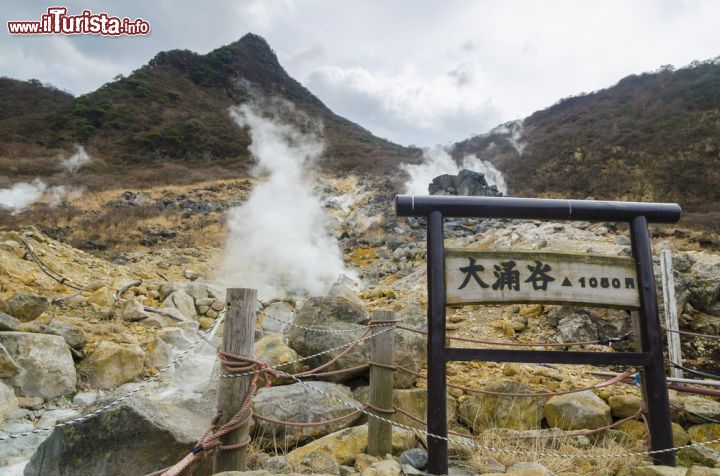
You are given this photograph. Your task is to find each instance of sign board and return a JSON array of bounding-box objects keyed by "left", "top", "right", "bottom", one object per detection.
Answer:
[{"left": 445, "top": 249, "right": 640, "bottom": 309}]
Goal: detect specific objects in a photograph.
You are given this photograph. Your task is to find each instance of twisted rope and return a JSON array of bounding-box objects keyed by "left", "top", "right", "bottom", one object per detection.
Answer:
[
  {"left": 394, "top": 364, "right": 634, "bottom": 397},
  {"left": 149, "top": 353, "right": 279, "bottom": 476}
]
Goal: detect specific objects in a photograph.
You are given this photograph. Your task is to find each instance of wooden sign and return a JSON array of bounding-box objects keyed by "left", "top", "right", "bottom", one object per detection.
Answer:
[{"left": 445, "top": 249, "right": 640, "bottom": 309}]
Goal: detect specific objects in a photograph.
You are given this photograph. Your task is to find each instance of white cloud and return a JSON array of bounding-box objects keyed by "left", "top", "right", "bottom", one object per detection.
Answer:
[{"left": 3, "top": 0, "right": 720, "bottom": 146}]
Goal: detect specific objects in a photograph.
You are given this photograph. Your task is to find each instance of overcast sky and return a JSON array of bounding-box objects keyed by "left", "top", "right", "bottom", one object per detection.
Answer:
[{"left": 2, "top": 0, "right": 719, "bottom": 146}]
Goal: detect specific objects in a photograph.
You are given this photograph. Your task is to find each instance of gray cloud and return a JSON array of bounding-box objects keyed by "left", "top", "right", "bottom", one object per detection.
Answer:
[{"left": 2, "top": 0, "right": 720, "bottom": 146}]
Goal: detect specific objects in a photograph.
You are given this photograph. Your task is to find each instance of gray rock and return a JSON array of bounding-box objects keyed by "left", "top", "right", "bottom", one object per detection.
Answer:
[
  {"left": 0, "top": 312, "right": 21, "bottom": 331},
  {"left": 21, "top": 320, "right": 86, "bottom": 350},
  {"left": 253, "top": 381, "right": 361, "bottom": 445},
  {"left": 458, "top": 381, "right": 546, "bottom": 431},
  {"left": 399, "top": 448, "right": 427, "bottom": 470},
  {"left": 327, "top": 276, "right": 364, "bottom": 307},
  {"left": 144, "top": 337, "right": 174, "bottom": 371},
  {"left": 300, "top": 450, "right": 340, "bottom": 475},
  {"left": 78, "top": 341, "right": 144, "bottom": 389},
  {"left": 0, "top": 332, "right": 76, "bottom": 398},
  {"left": 263, "top": 455, "right": 294, "bottom": 474},
  {"left": 162, "top": 290, "right": 197, "bottom": 320},
  {"left": 677, "top": 445, "right": 720, "bottom": 467},
  {"left": 25, "top": 396, "right": 214, "bottom": 476},
  {"left": 685, "top": 396, "right": 720, "bottom": 424},
  {"left": 37, "top": 409, "right": 81, "bottom": 428},
  {"left": 120, "top": 299, "right": 150, "bottom": 322},
  {"left": 544, "top": 390, "right": 611, "bottom": 431},
  {"left": 0, "top": 343, "right": 21, "bottom": 379},
  {"left": 360, "top": 459, "right": 402, "bottom": 476},
  {"left": 6, "top": 293, "right": 49, "bottom": 322},
  {"left": 507, "top": 462, "right": 555, "bottom": 475},
  {"left": 262, "top": 301, "right": 295, "bottom": 334},
  {"left": 0, "top": 381, "right": 19, "bottom": 423},
  {"left": 72, "top": 391, "right": 98, "bottom": 406},
  {"left": 287, "top": 296, "right": 423, "bottom": 387},
  {"left": 159, "top": 282, "right": 209, "bottom": 302}
]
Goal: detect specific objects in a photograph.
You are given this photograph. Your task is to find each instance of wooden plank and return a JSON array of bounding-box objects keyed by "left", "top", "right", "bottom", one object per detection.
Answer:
[
  {"left": 214, "top": 288, "right": 256, "bottom": 473},
  {"left": 660, "top": 250, "right": 683, "bottom": 379},
  {"left": 445, "top": 348, "right": 650, "bottom": 366},
  {"left": 445, "top": 249, "right": 640, "bottom": 309},
  {"left": 367, "top": 310, "right": 395, "bottom": 457}
]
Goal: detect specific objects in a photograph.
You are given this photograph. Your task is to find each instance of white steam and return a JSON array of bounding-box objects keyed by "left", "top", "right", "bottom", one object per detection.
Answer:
[
  {"left": 489, "top": 120, "right": 526, "bottom": 155},
  {"left": 0, "top": 180, "right": 84, "bottom": 212},
  {"left": 223, "top": 102, "right": 350, "bottom": 298},
  {"left": 0, "top": 179, "right": 47, "bottom": 211},
  {"left": 401, "top": 147, "right": 507, "bottom": 195},
  {"left": 59, "top": 144, "right": 91, "bottom": 173}
]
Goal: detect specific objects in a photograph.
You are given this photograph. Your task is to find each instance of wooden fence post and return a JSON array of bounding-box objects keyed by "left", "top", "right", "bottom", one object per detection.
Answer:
[
  {"left": 214, "top": 288, "right": 256, "bottom": 473},
  {"left": 367, "top": 310, "right": 395, "bottom": 457},
  {"left": 660, "top": 249, "right": 683, "bottom": 379}
]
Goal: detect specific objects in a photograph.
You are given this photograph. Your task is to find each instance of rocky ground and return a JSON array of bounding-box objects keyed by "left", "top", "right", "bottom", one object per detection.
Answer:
[{"left": 1, "top": 173, "right": 720, "bottom": 475}]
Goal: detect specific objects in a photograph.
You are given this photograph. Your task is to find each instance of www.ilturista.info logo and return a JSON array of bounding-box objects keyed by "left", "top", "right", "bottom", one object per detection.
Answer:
[{"left": 7, "top": 7, "right": 150, "bottom": 36}]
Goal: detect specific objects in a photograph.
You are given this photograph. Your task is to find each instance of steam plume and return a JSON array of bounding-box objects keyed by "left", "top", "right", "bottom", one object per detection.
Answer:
[
  {"left": 222, "top": 101, "right": 350, "bottom": 298},
  {"left": 0, "top": 179, "right": 47, "bottom": 211},
  {"left": 59, "top": 144, "right": 91, "bottom": 172},
  {"left": 401, "top": 147, "right": 507, "bottom": 195}
]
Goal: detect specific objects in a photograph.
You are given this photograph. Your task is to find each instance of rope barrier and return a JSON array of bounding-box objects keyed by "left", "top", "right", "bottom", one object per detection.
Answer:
[
  {"left": 255, "top": 409, "right": 362, "bottom": 427},
  {"left": 667, "top": 361, "right": 720, "bottom": 382},
  {"left": 148, "top": 352, "right": 272, "bottom": 476},
  {"left": 395, "top": 325, "right": 633, "bottom": 348},
  {"left": 218, "top": 320, "right": 397, "bottom": 379},
  {"left": 263, "top": 313, "right": 396, "bottom": 334},
  {"left": 392, "top": 406, "right": 644, "bottom": 441},
  {"left": 394, "top": 364, "right": 635, "bottom": 398},
  {"left": 276, "top": 368, "right": 720, "bottom": 459},
  {"left": 663, "top": 327, "right": 720, "bottom": 341}
]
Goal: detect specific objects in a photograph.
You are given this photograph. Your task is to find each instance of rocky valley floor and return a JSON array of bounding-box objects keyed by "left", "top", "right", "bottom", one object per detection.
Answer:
[{"left": 1, "top": 177, "right": 720, "bottom": 475}]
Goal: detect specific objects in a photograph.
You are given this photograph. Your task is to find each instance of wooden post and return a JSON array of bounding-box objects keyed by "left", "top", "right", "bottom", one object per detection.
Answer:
[
  {"left": 426, "top": 210, "right": 448, "bottom": 475},
  {"left": 368, "top": 310, "right": 395, "bottom": 457},
  {"left": 630, "top": 217, "right": 676, "bottom": 467},
  {"left": 660, "top": 250, "right": 683, "bottom": 379},
  {"left": 214, "top": 288, "right": 256, "bottom": 473}
]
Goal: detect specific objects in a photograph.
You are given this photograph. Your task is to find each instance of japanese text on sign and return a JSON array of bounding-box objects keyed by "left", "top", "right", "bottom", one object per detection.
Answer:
[{"left": 446, "top": 249, "right": 640, "bottom": 309}]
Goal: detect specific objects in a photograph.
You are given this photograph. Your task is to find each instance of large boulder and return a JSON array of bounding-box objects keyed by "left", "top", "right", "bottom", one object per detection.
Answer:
[
  {"left": 285, "top": 424, "right": 416, "bottom": 465},
  {"left": 255, "top": 334, "right": 305, "bottom": 383},
  {"left": 458, "top": 381, "right": 547, "bottom": 431},
  {"left": 162, "top": 290, "right": 197, "bottom": 320},
  {"left": 159, "top": 282, "right": 212, "bottom": 302},
  {"left": 20, "top": 320, "right": 86, "bottom": 350},
  {"left": 287, "top": 296, "right": 424, "bottom": 387},
  {"left": 547, "top": 307, "right": 632, "bottom": 349},
  {"left": 78, "top": 341, "right": 145, "bottom": 389},
  {"left": 261, "top": 301, "right": 295, "bottom": 334},
  {"left": 25, "top": 396, "right": 214, "bottom": 476},
  {"left": 253, "top": 381, "right": 362, "bottom": 445},
  {"left": 684, "top": 396, "right": 720, "bottom": 424},
  {"left": 0, "top": 332, "right": 76, "bottom": 398},
  {"left": 353, "top": 386, "right": 457, "bottom": 428},
  {"left": 544, "top": 390, "right": 611, "bottom": 431},
  {"left": 6, "top": 293, "right": 49, "bottom": 322},
  {"left": 287, "top": 296, "right": 368, "bottom": 382},
  {"left": 688, "top": 423, "right": 720, "bottom": 452}
]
